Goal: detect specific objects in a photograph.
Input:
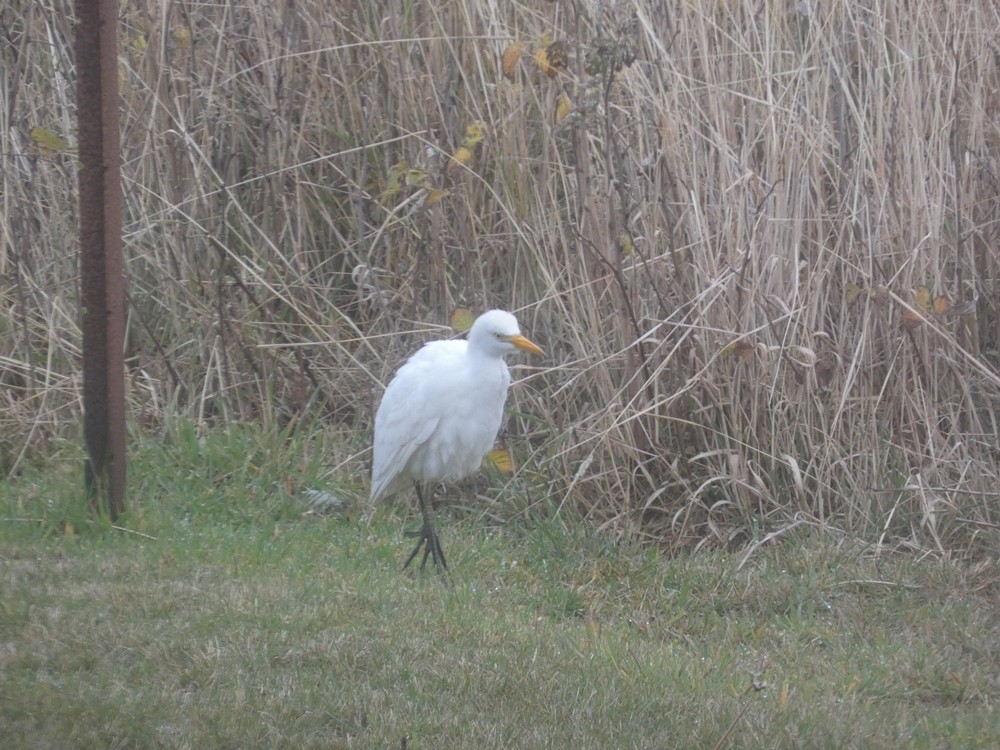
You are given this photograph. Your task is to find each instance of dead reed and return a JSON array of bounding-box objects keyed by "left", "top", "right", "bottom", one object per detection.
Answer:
[{"left": 2, "top": 0, "right": 998, "bottom": 555}]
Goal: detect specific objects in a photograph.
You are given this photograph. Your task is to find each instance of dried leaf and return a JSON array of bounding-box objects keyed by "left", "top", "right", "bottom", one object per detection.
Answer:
[
  {"left": 423, "top": 188, "right": 451, "bottom": 206},
  {"left": 501, "top": 42, "right": 523, "bottom": 81},
  {"left": 788, "top": 345, "right": 817, "bottom": 367},
  {"left": 844, "top": 281, "right": 863, "bottom": 305},
  {"left": 949, "top": 300, "right": 976, "bottom": 316},
  {"left": 725, "top": 340, "right": 754, "bottom": 361},
  {"left": 486, "top": 448, "right": 515, "bottom": 473},
  {"left": 914, "top": 285, "right": 932, "bottom": 311},
  {"left": 449, "top": 146, "right": 474, "bottom": 172},
  {"left": 462, "top": 120, "right": 487, "bottom": 148},
  {"left": 404, "top": 168, "right": 430, "bottom": 187},
  {"left": 932, "top": 295, "right": 950, "bottom": 314},
  {"left": 533, "top": 47, "right": 554, "bottom": 77},
  {"left": 555, "top": 92, "right": 572, "bottom": 124},
  {"left": 382, "top": 161, "right": 409, "bottom": 199},
  {"left": 172, "top": 25, "right": 192, "bottom": 51},
  {"left": 617, "top": 233, "right": 633, "bottom": 256},
  {"left": 545, "top": 40, "right": 569, "bottom": 76},
  {"left": 901, "top": 308, "right": 924, "bottom": 330},
  {"left": 30, "top": 126, "right": 69, "bottom": 154}
]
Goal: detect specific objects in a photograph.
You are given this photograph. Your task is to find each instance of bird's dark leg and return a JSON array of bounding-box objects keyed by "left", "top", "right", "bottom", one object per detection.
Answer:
[{"left": 403, "top": 484, "right": 448, "bottom": 574}]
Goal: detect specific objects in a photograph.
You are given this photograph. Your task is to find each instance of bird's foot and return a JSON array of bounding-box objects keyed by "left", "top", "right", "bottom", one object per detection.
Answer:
[{"left": 403, "top": 522, "right": 448, "bottom": 575}]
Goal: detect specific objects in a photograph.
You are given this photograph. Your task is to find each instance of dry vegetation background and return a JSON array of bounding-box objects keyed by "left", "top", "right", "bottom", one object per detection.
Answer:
[{"left": 2, "top": 0, "right": 999, "bottom": 555}]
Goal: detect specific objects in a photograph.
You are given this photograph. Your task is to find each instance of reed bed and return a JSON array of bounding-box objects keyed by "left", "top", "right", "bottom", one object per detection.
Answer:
[{"left": 2, "top": 0, "right": 998, "bottom": 555}]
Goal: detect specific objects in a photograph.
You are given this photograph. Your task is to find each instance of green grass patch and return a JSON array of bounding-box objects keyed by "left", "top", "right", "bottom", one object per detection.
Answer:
[{"left": 2, "top": 429, "right": 1000, "bottom": 748}]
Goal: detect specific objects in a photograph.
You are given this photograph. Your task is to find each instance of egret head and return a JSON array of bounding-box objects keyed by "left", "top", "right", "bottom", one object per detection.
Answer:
[{"left": 469, "top": 310, "right": 544, "bottom": 358}]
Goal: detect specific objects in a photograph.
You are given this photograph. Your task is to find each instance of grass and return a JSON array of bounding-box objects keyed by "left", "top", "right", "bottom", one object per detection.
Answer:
[
  {"left": 3, "top": 428, "right": 1000, "bottom": 748},
  {"left": 2, "top": 0, "right": 1000, "bottom": 739}
]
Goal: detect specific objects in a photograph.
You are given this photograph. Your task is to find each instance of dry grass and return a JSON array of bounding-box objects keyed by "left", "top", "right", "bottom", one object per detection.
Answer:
[{"left": 2, "top": 0, "right": 999, "bottom": 554}]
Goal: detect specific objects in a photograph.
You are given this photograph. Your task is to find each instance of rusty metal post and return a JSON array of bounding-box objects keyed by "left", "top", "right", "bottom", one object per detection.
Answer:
[{"left": 76, "top": 0, "right": 126, "bottom": 518}]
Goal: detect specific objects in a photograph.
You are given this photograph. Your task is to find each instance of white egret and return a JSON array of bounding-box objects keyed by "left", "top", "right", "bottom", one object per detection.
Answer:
[{"left": 370, "top": 310, "right": 544, "bottom": 573}]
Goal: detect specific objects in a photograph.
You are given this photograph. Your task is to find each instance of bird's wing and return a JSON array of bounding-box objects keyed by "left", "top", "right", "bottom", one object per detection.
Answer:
[
  {"left": 370, "top": 341, "right": 464, "bottom": 502},
  {"left": 370, "top": 408, "right": 439, "bottom": 502}
]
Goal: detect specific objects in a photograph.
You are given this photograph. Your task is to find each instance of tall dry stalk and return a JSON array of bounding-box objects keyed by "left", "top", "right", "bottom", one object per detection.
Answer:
[{"left": 2, "top": 0, "right": 998, "bottom": 555}]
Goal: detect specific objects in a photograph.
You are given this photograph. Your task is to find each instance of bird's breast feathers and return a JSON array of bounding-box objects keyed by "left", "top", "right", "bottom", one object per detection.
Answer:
[{"left": 372, "top": 343, "right": 511, "bottom": 488}]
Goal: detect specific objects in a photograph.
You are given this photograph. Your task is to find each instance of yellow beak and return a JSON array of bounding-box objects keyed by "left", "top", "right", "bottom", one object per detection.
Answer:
[{"left": 506, "top": 334, "right": 544, "bottom": 356}]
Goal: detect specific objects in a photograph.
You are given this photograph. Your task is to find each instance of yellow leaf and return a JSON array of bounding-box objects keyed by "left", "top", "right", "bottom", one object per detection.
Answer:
[
  {"left": 533, "top": 47, "right": 554, "bottom": 77},
  {"left": 424, "top": 188, "right": 451, "bottom": 206},
  {"left": 450, "top": 307, "right": 475, "bottom": 333},
  {"left": 779, "top": 680, "right": 790, "bottom": 710},
  {"left": 534, "top": 39, "right": 568, "bottom": 78},
  {"left": 501, "top": 42, "right": 523, "bottom": 81},
  {"left": 914, "top": 285, "right": 932, "bottom": 311},
  {"left": 64, "top": 521, "right": 75, "bottom": 536},
  {"left": 486, "top": 448, "right": 515, "bottom": 473},
  {"left": 618, "top": 233, "right": 633, "bottom": 256},
  {"left": 555, "top": 93, "right": 572, "bottom": 123},
  {"left": 449, "top": 146, "right": 474, "bottom": 172},
  {"left": 462, "top": 120, "right": 487, "bottom": 148},
  {"left": 30, "top": 126, "right": 69, "bottom": 154},
  {"left": 172, "top": 25, "right": 192, "bottom": 51}
]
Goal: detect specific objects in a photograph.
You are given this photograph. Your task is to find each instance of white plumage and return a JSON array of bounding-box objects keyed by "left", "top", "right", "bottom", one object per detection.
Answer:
[{"left": 371, "top": 309, "right": 543, "bottom": 573}]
